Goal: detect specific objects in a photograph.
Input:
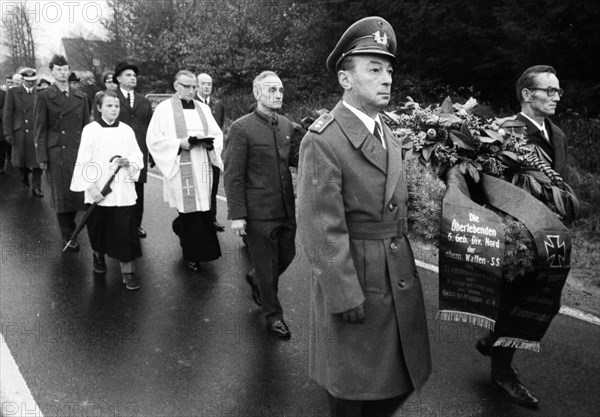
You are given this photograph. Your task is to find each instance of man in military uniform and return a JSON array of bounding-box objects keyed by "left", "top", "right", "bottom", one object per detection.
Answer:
[
  {"left": 223, "top": 71, "right": 296, "bottom": 339},
  {"left": 3, "top": 67, "right": 43, "bottom": 196},
  {"left": 34, "top": 55, "right": 89, "bottom": 251},
  {"left": 113, "top": 62, "right": 153, "bottom": 238},
  {"left": 297, "top": 17, "right": 431, "bottom": 416}
]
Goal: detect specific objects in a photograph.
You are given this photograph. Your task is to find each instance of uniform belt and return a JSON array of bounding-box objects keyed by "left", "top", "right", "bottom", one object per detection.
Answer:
[{"left": 347, "top": 220, "right": 406, "bottom": 240}]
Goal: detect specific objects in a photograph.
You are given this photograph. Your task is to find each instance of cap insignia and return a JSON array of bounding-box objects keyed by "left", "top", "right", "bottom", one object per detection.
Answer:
[{"left": 373, "top": 30, "right": 388, "bottom": 46}]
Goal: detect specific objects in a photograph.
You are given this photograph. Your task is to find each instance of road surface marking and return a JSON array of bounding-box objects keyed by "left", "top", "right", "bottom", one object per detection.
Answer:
[{"left": 1, "top": 333, "right": 44, "bottom": 416}]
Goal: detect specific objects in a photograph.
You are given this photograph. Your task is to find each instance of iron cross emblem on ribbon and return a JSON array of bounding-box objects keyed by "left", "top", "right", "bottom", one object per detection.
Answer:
[{"left": 544, "top": 235, "right": 566, "bottom": 268}]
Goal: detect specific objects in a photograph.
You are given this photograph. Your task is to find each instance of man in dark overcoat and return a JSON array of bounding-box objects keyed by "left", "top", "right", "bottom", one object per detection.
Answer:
[
  {"left": 112, "top": 62, "right": 153, "bottom": 238},
  {"left": 34, "top": 55, "right": 89, "bottom": 251},
  {"left": 223, "top": 71, "right": 296, "bottom": 339},
  {"left": 297, "top": 17, "right": 431, "bottom": 417},
  {"left": 513, "top": 65, "right": 568, "bottom": 179},
  {"left": 197, "top": 72, "right": 226, "bottom": 232},
  {"left": 475, "top": 65, "right": 569, "bottom": 408},
  {"left": 3, "top": 67, "right": 43, "bottom": 196}
]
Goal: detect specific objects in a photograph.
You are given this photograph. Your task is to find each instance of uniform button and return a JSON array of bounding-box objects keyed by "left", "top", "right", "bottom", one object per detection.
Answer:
[
  {"left": 62, "top": 146, "right": 66, "bottom": 149},
  {"left": 389, "top": 203, "right": 397, "bottom": 211},
  {"left": 398, "top": 279, "right": 406, "bottom": 288},
  {"left": 390, "top": 242, "right": 398, "bottom": 251},
  {"left": 25, "top": 129, "right": 29, "bottom": 133},
  {"left": 61, "top": 131, "right": 66, "bottom": 134},
  {"left": 25, "top": 119, "right": 28, "bottom": 123}
]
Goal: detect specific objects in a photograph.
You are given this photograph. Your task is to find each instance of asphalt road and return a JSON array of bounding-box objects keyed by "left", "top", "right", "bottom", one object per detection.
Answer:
[{"left": 1, "top": 170, "right": 598, "bottom": 417}]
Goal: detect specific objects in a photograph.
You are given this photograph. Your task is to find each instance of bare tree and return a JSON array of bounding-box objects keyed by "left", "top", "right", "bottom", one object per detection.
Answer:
[
  {"left": 1, "top": 2, "right": 36, "bottom": 70},
  {"left": 102, "top": 0, "right": 127, "bottom": 58}
]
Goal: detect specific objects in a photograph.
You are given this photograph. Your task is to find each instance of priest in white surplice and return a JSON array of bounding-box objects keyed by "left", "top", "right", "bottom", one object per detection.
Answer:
[{"left": 146, "top": 70, "right": 223, "bottom": 271}]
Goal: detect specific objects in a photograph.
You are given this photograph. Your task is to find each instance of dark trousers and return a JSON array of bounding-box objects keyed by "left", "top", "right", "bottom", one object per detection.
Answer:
[
  {"left": 245, "top": 216, "right": 296, "bottom": 322},
  {"left": 0, "top": 141, "right": 11, "bottom": 170},
  {"left": 20, "top": 167, "right": 42, "bottom": 188},
  {"left": 134, "top": 181, "right": 144, "bottom": 228},
  {"left": 210, "top": 166, "right": 220, "bottom": 223},
  {"left": 482, "top": 331, "right": 517, "bottom": 379},
  {"left": 327, "top": 391, "right": 411, "bottom": 417},
  {"left": 57, "top": 211, "right": 78, "bottom": 241},
  {"left": 484, "top": 272, "right": 521, "bottom": 379}
]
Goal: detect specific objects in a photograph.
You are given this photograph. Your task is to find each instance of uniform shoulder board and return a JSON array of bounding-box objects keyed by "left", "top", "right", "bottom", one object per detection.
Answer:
[{"left": 309, "top": 114, "right": 334, "bottom": 133}]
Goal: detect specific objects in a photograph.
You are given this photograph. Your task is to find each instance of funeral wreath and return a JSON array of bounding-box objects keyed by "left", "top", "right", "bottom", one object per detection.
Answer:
[{"left": 382, "top": 96, "right": 580, "bottom": 281}]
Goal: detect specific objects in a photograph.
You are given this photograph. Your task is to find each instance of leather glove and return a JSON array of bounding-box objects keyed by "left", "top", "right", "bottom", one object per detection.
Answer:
[{"left": 189, "top": 136, "right": 214, "bottom": 150}]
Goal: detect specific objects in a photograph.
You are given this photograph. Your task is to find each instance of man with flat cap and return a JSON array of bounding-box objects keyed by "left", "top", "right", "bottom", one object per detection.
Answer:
[
  {"left": 112, "top": 62, "right": 153, "bottom": 238},
  {"left": 35, "top": 54, "right": 89, "bottom": 251},
  {"left": 297, "top": 16, "right": 431, "bottom": 416},
  {"left": 3, "top": 67, "right": 43, "bottom": 196}
]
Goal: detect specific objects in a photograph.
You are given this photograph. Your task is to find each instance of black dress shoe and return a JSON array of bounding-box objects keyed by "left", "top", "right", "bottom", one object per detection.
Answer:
[
  {"left": 476, "top": 337, "right": 491, "bottom": 357},
  {"left": 245, "top": 273, "right": 262, "bottom": 306},
  {"left": 137, "top": 227, "right": 147, "bottom": 238},
  {"left": 63, "top": 240, "right": 80, "bottom": 252},
  {"left": 493, "top": 376, "right": 539, "bottom": 407},
  {"left": 214, "top": 222, "right": 225, "bottom": 232},
  {"left": 32, "top": 187, "right": 44, "bottom": 197},
  {"left": 268, "top": 319, "right": 291, "bottom": 339}
]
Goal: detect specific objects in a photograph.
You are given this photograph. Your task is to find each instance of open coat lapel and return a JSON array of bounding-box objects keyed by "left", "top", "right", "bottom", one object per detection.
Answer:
[
  {"left": 117, "top": 88, "right": 131, "bottom": 112},
  {"left": 383, "top": 121, "right": 402, "bottom": 204},
  {"left": 131, "top": 91, "right": 141, "bottom": 113},
  {"left": 15, "top": 86, "right": 36, "bottom": 111},
  {"left": 62, "top": 88, "right": 85, "bottom": 115},
  {"left": 331, "top": 102, "right": 387, "bottom": 174},
  {"left": 46, "top": 84, "right": 69, "bottom": 109}
]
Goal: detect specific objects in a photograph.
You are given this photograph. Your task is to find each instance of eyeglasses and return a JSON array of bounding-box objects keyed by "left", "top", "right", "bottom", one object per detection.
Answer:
[
  {"left": 528, "top": 87, "right": 564, "bottom": 98},
  {"left": 177, "top": 82, "right": 197, "bottom": 90}
]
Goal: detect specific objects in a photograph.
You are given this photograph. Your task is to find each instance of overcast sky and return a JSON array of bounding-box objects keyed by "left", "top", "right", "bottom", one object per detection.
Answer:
[{"left": 1, "top": 0, "right": 110, "bottom": 74}]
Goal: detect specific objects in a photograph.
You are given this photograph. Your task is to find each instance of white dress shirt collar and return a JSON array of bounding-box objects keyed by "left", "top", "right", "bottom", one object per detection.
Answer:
[
  {"left": 343, "top": 101, "right": 386, "bottom": 148},
  {"left": 520, "top": 112, "right": 549, "bottom": 142}
]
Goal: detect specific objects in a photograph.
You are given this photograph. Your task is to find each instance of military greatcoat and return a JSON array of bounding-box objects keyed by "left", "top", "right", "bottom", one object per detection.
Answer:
[
  {"left": 3, "top": 85, "right": 37, "bottom": 168},
  {"left": 297, "top": 102, "right": 431, "bottom": 400},
  {"left": 34, "top": 85, "right": 89, "bottom": 212}
]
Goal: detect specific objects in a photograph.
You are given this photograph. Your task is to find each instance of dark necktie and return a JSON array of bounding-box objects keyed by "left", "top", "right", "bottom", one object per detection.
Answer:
[
  {"left": 373, "top": 123, "right": 383, "bottom": 146},
  {"left": 127, "top": 92, "right": 132, "bottom": 107}
]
